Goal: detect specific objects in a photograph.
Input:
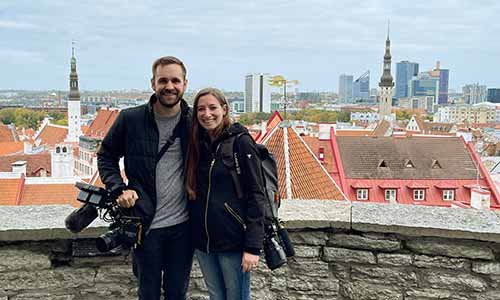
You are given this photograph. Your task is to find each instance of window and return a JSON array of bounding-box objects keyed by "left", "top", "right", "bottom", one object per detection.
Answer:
[
  {"left": 385, "top": 189, "right": 396, "bottom": 202},
  {"left": 356, "top": 189, "right": 368, "bottom": 200},
  {"left": 413, "top": 189, "right": 425, "bottom": 201},
  {"left": 443, "top": 190, "right": 454, "bottom": 201}
]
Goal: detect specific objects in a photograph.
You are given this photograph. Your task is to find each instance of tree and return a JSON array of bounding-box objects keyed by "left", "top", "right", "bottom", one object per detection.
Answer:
[
  {"left": 0, "top": 108, "right": 16, "bottom": 125},
  {"left": 14, "top": 108, "right": 45, "bottom": 129},
  {"left": 48, "top": 111, "right": 65, "bottom": 121}
]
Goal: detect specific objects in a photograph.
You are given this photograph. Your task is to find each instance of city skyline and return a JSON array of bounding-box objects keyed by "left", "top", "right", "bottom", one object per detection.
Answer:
[{"left": 1, "top": 0, "right": 499, "bottom": 92}]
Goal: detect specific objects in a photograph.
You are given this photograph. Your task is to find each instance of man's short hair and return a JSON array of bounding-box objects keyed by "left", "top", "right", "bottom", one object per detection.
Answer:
[{"left": 151, "top": 56, "right": 187, "bottom": 80}]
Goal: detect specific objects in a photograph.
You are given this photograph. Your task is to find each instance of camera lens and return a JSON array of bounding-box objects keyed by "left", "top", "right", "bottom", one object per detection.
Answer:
[
  {"left": 96, "top": 228, "right": 121, "bottom": 252},
  {"left": 277, "top": 226, "right": 295, "bottom": 257},
  {"left": 264, "top": 236, "right": 287, "bottom": 270}
]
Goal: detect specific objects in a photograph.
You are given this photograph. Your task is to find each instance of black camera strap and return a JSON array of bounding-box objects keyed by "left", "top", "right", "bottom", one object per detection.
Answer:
[{"left": 156, "top": 120, "right": 182, "bottom": 163}]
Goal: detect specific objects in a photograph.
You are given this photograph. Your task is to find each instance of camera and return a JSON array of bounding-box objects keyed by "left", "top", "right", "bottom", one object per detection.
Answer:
[
  {"left": 263, "top": 220, "right": 295, "bottom": 270},
  {"left": 66, "top": 182, "right": 142, "bottom": 252}
]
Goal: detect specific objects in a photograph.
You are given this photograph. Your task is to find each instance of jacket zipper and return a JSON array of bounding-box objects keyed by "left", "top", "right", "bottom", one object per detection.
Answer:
[
  {"left": 224, "top": 202, "right": 247, "bottom": 231},
  {"left": 205, "top": 158, "right": 215, "bottom": 253}
]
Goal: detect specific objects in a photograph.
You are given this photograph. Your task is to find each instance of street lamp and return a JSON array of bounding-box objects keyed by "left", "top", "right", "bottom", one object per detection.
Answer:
[{"left": 268, "top": 75, "right": 299, "bottom": 120}]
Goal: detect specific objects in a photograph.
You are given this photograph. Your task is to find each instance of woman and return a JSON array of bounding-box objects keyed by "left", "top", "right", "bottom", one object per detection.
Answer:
[{"left": 186, "top": 87, "right": 266, "bottom": 300}]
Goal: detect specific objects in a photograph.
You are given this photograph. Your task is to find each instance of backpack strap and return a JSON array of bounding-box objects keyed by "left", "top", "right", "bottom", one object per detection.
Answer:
[
  {"left": 220, "top": 132, "right": 247, "bottom": 200},
  {"left": 156, "top": 120, "right": 182, "bottom": 164}
]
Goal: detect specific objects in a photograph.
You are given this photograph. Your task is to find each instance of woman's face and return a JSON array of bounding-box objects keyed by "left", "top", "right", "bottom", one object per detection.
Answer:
[{"left": 196, "top": 94, "right": 227, "bottom": 134}]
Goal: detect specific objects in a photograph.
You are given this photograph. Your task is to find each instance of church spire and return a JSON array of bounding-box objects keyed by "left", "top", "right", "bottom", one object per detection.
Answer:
[
  {"left": 379, "top": 20, "right": 394, "bottom": 87},
  {"left": 69, "top": 41, "right": 80, "bottom": 101}
]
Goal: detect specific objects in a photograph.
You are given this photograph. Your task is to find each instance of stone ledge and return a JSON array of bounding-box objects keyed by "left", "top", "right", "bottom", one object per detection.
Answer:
[{"left": 1, "top": 201, "right": 500, "bottom": 243}]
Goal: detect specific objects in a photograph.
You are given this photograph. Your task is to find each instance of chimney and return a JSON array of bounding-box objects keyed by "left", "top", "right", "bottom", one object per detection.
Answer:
[
  {"left": 12, "top": 161, "right": 27, "bottom": 175},
  {"left": 318, "top": 147, "right": 325, "bottom": 162},
  {"left": 470, "top": 187, "right": 490, "bottom": 210}
]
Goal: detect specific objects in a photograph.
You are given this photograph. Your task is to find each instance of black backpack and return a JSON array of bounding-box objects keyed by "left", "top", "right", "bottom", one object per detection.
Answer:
[
  {"left": 220, "top": 132, "right": 295, "bottom": 268},
  {"left": 220, "top": 132, "right": 280, "bottom": 224}
]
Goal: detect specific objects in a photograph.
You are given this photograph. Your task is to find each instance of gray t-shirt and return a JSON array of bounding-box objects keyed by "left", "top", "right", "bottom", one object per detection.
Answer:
[{"left": 149, "top": 111, "right": 189, "bottom": 229}]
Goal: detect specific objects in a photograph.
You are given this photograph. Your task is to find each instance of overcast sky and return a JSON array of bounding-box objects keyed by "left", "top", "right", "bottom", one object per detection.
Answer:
[{"left": 1, "top": 0, "right": 499, "bottom": 92}]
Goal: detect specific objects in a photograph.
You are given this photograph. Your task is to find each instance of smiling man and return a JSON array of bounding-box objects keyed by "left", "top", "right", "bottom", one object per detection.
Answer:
[{"left": 97, "top": 56, "right": 193, "bottom": 300}]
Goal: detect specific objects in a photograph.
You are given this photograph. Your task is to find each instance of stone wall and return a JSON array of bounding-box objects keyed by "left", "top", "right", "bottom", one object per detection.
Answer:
[{"left": 1, "top": 201, "right": 500, "bottom": 300}]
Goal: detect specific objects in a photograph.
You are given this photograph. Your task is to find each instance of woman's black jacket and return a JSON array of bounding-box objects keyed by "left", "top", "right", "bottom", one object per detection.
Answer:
[{"left": 190, "top": 123, "right": 266, "bottom": 255}]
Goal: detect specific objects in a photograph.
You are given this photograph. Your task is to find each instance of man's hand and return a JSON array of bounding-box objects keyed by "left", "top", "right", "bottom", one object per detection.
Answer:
[
  {"left": 241, "top": 252, "right": 260, "bottom": 272},
  {"left": 117, "top": 189, "right": 138, "bottom": 208}
]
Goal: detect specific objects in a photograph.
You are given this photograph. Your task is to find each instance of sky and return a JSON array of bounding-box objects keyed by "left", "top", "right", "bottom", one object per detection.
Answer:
[{"left": 1, "top": 0, "right": 499, "bottom": 92}]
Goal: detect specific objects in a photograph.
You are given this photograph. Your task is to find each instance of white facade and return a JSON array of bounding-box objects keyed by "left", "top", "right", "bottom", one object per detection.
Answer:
[
  {"left": 51, "top": 144, "right": 74, "bottom": 178},
  {"left": 378, "top": 86, "right": 393, "bottom": 121},
  {"left": 66, "top": 100, "right": 82, "bottom": 142},
  {"left": 350, "top": 111, "right": 379, "bottom": 123},
  {"left": 245, "top": 74, "right": 271, "bottom": 113},
  {"left": 435, "top": 104, "right": 497, "bottom": 123}
]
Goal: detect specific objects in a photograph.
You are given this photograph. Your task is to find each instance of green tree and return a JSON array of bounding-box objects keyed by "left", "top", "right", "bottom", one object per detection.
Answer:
[
  {"left": 14, "top": 108, "right": 45, "bottom": 129},
  {"left": 48, "top": 111, "right": 65, "bottom": 121},
  {"left": 0, "top": 108, "right": 16, "bottom": 124},
  {"left": 53, "top": 119, "right": 68, "bottom": 126},
  {"left": 336, "top": 110, "right": 351, "bottom": 123}
]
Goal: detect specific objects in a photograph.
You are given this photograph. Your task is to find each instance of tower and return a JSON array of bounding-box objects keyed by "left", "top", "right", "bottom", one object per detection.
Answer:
[
  {"left": 338, "top": 74, "right": 353, "bottom": 104},
  {"left": 66, "top": 42, "right": 83, "bottom": 142},
  {"left": 378, "top": 23, "right": 394, "bottom": 120},
  {"left": 244, "top": 73, "right": 271, "bottom": 113},
  {"left": 51, "top": 143, "right": 74, "bottom": 177}
]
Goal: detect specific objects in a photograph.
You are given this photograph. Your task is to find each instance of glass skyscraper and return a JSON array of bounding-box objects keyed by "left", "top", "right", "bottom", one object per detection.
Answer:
[
  {"left": 338, "top": 74, "right": 353, "bottom": 104},
  {"left": 395, "top": 61, "right": 419, "bottom": 99},
  {"left": 352, "top": 71, "right": 370, "bottom": 100}
]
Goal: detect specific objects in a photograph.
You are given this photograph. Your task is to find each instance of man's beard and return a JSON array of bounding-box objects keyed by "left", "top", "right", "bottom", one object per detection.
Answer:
[{"left": 156, "top": 90, "right": 183, "bottom": 108}]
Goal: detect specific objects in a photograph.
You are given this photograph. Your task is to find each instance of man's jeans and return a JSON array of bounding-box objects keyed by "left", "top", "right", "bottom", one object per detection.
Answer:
[
  {"left": 133, "top": 221, "right": 194, "bottom": 300},
  {"left": 195, "top": 249, "right": 250, "bottom": 300}
]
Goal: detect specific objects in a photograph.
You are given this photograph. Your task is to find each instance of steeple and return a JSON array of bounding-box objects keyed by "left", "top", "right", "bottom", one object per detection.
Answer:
[
  {"left": 379, "top": 21, "right": 394, "bottom": 87},
  {"left": 69, "top": 41, "right": 80, "bottom": 101},
  {"left": 65, "top": 41, "right": 83, "bottom": 143}
]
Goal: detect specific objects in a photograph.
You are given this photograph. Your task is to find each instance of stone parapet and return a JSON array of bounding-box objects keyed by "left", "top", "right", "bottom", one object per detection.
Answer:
[{"left": 1, "top": 201, "right": 500, "bottom": 299}]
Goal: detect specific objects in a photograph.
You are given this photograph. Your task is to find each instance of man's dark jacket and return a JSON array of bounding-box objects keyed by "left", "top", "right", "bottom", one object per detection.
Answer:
[{"left": 97, "top": 95, "right": 192, "bottom": 232}]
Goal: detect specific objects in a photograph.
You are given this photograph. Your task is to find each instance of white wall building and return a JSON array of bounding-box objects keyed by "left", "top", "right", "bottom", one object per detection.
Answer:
[{"left": 245, "top": 73, "right": 271, "bottom": 113}]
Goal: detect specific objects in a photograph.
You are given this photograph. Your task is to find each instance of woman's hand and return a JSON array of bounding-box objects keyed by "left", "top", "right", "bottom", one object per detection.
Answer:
[{"left": 241, "top": 252, "right": 260, "bottom": 272}]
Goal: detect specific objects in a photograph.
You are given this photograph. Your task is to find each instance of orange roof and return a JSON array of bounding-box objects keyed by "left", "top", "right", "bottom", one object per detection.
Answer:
[
  {"left": 36, "top": 124, "right": 68, "bottom": 147},
  {"left": 21, "top": 184, "right": 80, "bottom": 207},
  {"left": 263, "top": 124, "right": 346, "bottom": 200},
  {"left": 0, "top": 142, "right": 24, "bottom": 155},
  {"left": 0, "top": 124, "right": 17, "bottom": 142},
  {"left": 255, "top": 111, "right": 283, "bottom": 143},
  {"left": 0, "top": 152, "right": 51, "bottom": 176},
  {"left": 0, "top": 178, "right": 21, "bottom": 205},
  {"left": 85, "top": 108, "right": 120, "bottom": 138}
]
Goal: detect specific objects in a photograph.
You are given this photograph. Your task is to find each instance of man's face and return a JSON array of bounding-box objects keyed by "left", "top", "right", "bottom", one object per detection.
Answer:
[{"left": 151, "top": 64, "right": 187, "bottom": 109}]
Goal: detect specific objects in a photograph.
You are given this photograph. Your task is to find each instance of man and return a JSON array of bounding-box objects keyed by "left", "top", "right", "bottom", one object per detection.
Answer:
[{"left": 97, "top": 56, "right": 193, "bottom": 300}]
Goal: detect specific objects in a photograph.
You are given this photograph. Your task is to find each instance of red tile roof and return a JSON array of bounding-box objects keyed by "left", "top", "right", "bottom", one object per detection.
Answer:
[
  {"left": 0, "top": 142, "right": 24, "bottom": 156},
  {"left": 0, "top": 178, "right": 21, "bottom": 205},
  {"left": 0, "top": 177, "right": 80, "bottom": 207},
  {"left": 0, "top": 124, "right": 17, "bottom": 142},
  {"left": 0, "top": 152, "right": 51, "bottom": 176},
  {"left": 85, "top": 108, "right": 120, "bottom": 138},
  {"left": 36, "top": 124, "right": 68, "bottom": 147},
  {"left": 263, "top": 124, "right": 346, "bottom": 200},
  {"left": 21, "top": 184, "right": 80, "bottom": 207},
  {"left": 255, "top": 111, "right": 283, "bottom": 144}
]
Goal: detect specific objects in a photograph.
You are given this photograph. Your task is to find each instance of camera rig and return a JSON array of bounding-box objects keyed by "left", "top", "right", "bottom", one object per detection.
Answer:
[{"left": 74, "top": 182, "right": 142, "bottom": 252}]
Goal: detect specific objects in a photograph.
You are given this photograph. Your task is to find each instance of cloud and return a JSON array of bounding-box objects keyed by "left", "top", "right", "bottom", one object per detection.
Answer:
[{"left": 0, "top": 20, "right": 39, "bottom": 29}]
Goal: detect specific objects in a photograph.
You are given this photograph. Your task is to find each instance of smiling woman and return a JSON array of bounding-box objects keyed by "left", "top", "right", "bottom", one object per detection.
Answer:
[{"left": 186, "top": 87, "right": 266, "bottom": 300}]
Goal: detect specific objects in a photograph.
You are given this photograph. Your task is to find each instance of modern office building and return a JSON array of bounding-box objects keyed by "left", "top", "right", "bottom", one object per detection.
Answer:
[
  {"left": 338, "top": 74, "right": 353, "bottom": 104},
  {"left": 463, "top": 84, "right": 487, "bottom": 105},
  {"left": 428, "top": 61, "right": 449, "bottom": 104},
  {"left": 352, "top": 71, "right": 370, "bottom": 101},
  {"left": 488, "top": 88, "right": 500, "bottom": 103},
  {"left": 395, "top": 61, "right": 419, "bottom": 99},
  {"left": 408, "top": 72, "right": 439, "bottom": 100},
  {"left": 244, "top": 73, "right": 271, "bottom": 113}
]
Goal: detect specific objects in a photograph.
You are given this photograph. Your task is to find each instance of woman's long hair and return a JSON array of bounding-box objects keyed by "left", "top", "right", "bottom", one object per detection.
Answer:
[{"left": 186, "top": 87, "right": 232, "bottom": 200}]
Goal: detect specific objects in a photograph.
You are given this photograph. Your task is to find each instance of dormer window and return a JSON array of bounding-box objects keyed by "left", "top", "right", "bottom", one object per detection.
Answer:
[
  {"left": 404, "top": 159, "right": 414, "bottom": 168},
  {"left": 443, "top": 190, "right": 454, "bottom": 201},
  {"left": 378, "top": 159, "right": 388, "bottom": 168},
  {"left": 413, "top": 189, "right": 425, "bottom": 201},
  {"left": 356, "top": 189, "right": 369, "bottom": 200},
  {"left": 431, "top": 159, "right": 442, "bottom": 169}
]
